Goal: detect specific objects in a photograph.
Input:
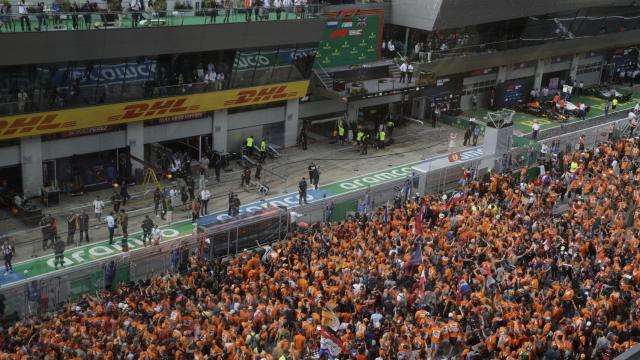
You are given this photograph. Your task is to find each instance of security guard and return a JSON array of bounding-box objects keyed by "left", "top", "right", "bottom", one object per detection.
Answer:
[
  {"left": 337, "top": 120, "right": 345, "bottom": 145},
  {"left": 612, "top": 97, "right": 618, "bottom": 110},
  {"left": 245, "top": 135, "right": 255, "bottom": 157},
  {"left": 259, "top": 138, "right": 267, "bottom": 162},
  {"left": 386, "top": 119, "right": 395, "bottom": 137},
  {"left": 378, "top": 128, "right": 386, "bottom": 149},
  {"left": 356, "top": 128, "right": 365, "bottom": 145}
]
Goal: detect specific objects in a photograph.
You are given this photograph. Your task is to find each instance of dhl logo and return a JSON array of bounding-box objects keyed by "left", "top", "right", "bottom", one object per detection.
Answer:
[
  {"left": 0, "top": 114, "right": 76, "bottom": 136},
  {"left": 108, "top": 98, "right": 200, "bottom": 121},
  {"left": 223, "top": 86, "right": 298, "bottom": 106}
]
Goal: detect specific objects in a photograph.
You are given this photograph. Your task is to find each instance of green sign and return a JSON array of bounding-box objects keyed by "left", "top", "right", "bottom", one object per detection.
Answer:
[
  {"left": 234, "top": 50, "right": 280, "bottom": 70},
  {"left": 315, "top": 15, "right": 381, "bottom": 68}
]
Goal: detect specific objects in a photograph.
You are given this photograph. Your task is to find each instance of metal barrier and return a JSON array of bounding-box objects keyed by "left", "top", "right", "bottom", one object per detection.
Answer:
[
  {"left": 0, "top": 233, "right": 197, "bottom": 319},
  {"left": 0, "top": 4, "right": 324, "bottom": 34}
]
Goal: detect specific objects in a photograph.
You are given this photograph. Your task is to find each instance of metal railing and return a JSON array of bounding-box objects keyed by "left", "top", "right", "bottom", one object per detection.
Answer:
[
  {"left": 0, "top": 3, "right": 323, "bottom": 33},
  {"left": 404, "top": 11, "right": 640, "bottom": 65}
]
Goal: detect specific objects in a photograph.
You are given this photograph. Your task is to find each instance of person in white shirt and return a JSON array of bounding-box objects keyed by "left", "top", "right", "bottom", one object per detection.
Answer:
[
  {"left": 261, "top": 0, "right": 270, "bottom": 20},
  {"left": 93, "top": 196, "right": 105, "bottom": 223},
  {"left": 541, "top": 87, "right": 549, "bottom": 97},
  {"left": 105, "top": 212, "right": 116, "bottom": 245},
  {"left": 130, "top": 0, "right": 141, "bottom": 27},
  {"left": 151, "top": 225, "right": 162, "bottom": 245},
  {"left": 407, "top": 63, "right": 414, "bottom": 83},
  {"left": 205, "top": 70, "right": 216, "bottom": 88},
  {"left": 18, "top": 0, "right": 31, "bottom": 32},
  {"left": 274, "top": 0, "right": 283, "bottom": 20},
  {"left": 532, "top": 121, "right": 540, "bottom": 140},
  {"left": 399, "top": 61, "right": 407, "bottom": 83},
  {"left": 17, "top": 90, "right": 28, "bottom": 113},
  {"left": 283, "top": 0, "right": 293, "bottom": 19},
  {"left": 629, "top": 111, "right": 638, "bottom": 136},
  {"left": 200, "top": 189, "right": 211, "bottom": 215},
  {"left": 387, "top": 40, "right": 395, "bottom": 56},
  {"left": 215, "top": 72, "right": 225, "bottom": 90}
]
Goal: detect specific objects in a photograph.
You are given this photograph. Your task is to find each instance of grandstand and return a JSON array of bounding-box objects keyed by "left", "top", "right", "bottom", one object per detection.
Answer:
[{"left": 1, "top": 132, "right": 639, "bottom": 359}]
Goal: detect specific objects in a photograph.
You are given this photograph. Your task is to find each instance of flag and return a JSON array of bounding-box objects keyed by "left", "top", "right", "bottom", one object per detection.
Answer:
[
  {"left": 326, "top": 21, "right": 339, "bottom": 28},
  {"left": 413, "top": 205, "right": 424, "bottom": 235},
  {"left": 341, "top": 18, "right": 353, "bottom": 28},
  {"left": 330, "top": 29, "right": 349, "bottom": 39},
  {"left": 383, "top": 200, "right": 389, "bottom": 227},
  {"left": 320, "top": 328, "right": 344, "bottom": 358},
  {"left": 405, "top": 245, "right": 422, "bottom": 274},
  {"left": 418, "top": 269, "right": 426, "bottom": 298},
  {"left": 356, "top": 16, "right": 367, "bottom": 27},
  {"left": 322, "top": 307, "right": 340, "bottom": 332}
]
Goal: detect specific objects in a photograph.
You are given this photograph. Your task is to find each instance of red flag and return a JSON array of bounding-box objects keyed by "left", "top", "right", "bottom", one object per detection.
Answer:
[
  {"left": 418, "top": 269, "right": 426, "bottom": 298},
  {"left": 330, "top": 29, "right": 349, "bottom": 39},
  {"left": 413, "top": 205, "right": 424, "bottom": 235}
]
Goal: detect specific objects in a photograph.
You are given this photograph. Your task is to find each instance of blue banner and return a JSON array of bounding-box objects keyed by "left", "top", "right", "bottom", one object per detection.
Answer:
[{"left": 46, "top": 60, "right": 157, "bottom": 87}]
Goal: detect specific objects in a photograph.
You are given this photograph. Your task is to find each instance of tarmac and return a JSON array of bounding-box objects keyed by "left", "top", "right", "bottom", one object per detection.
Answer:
[{"left": 0, "top": 121, "right": 473, "bottom": 264}]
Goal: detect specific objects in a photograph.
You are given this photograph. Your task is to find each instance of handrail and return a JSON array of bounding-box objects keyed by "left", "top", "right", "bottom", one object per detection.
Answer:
[{"left": 0, "top": 4, "right": 325, "bottom": 33}]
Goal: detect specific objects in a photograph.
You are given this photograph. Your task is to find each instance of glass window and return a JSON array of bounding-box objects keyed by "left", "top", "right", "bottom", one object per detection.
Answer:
[
  {"left": 230, "top": 49, "right": 260, "bottom": 88},
  {"left": 289, "top": 43, "right": 317, "bottom": 81},
  {"left": 272, "top": 46, "right": 296, "bottom": 83},
  {"left": 251, "top": 48, "right": 278, "bottom": 86}
]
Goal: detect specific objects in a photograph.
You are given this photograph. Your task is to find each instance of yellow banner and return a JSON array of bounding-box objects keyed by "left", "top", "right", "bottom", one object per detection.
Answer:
[{"left": 0, "top": 80, "right": 309, "bottom": 141}]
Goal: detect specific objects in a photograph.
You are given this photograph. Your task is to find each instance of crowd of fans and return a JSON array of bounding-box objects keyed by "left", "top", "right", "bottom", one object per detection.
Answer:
[{"left": 2, "top": 134, "right": 640, "bottom": 359}]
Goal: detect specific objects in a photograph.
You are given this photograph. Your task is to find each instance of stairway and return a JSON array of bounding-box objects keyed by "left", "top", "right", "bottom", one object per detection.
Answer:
[
  {"left": 388, "top": 64, "right": 401, "bottom": 82},
  {"left": 314, "top": 70, "right": 335, "bottom": 90}
]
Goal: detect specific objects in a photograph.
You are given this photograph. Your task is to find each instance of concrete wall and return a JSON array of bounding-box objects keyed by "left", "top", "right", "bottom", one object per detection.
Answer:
[
  {"left": 144, "top": 115, "right": 214, "bottom": 144},
  {"left": 227, "top": 106, "right": 285, "bottom": 130},
  {"left": 41, "top": 131, "right": 127, "bottom": 161},
  {"left": 300, "top": 99, "right": 346, "bottom": 119},
  {"left": 20, "top": 137, "right": 43, "bottom": 197},
  {"left": 544, "top": 61, "right": 571, "bottom": 74},
  {"left": 506, "top": 67, "right": 535, "bottom": 81},
  {"left": 0, "top": 19, "right": 326, "bottom": 66}
]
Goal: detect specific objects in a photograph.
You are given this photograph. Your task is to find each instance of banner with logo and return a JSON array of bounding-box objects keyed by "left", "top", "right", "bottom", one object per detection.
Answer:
[{"left": 0, "top": 80, "right": 309, "bottom": 141}]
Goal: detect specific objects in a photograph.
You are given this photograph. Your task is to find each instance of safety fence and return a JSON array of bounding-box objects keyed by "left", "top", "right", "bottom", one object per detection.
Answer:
[
  {"left": 0, "top": 3, "right": 323, "bottom": 34},
  {"left": 0, "top": 233, "right": 196, "bottom": 320}
]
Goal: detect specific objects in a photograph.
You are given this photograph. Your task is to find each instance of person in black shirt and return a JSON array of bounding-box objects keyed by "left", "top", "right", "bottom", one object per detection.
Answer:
[
  {"left": 153, "top": 187, "right": 162, "bottom": 217},
  {"left": 66, "top": 212, "right": 77, "bottom": 246},
  {"left": 111, "top": 191, "right": 122, "bottom": 213},
  {"left": 141, "top": 215, "right": 154, "bottom": 246},
  {"left": 78, "top": 210, "right": 90, "bottom": 243},
  {"left": 298, "top": 177, "right": 308, "bottom": 205}
]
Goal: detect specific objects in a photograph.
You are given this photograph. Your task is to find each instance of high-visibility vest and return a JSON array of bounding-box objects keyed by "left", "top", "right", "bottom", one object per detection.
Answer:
[
  {"left": 613, "top": 99, "right": 618, "bottom": 106},
  {"left": 338, "top": 124, "right": 345, "bottom": 136},
  {"left": 246, "top": 137, "right": 254, "bottom": 147},
  {"left": 356, "top": 131, "right": 364, "bottom": 141},
  {"left": 260, "top": 141, "right": 267, "bottom": 152},
  {"left": 379, "top": 131, "right": 386, "bottom": 141}
]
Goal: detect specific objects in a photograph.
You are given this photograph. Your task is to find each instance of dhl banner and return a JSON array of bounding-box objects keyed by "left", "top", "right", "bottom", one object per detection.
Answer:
[{"left": 0, "top": 80, "right": 309, "bottom": 141}]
